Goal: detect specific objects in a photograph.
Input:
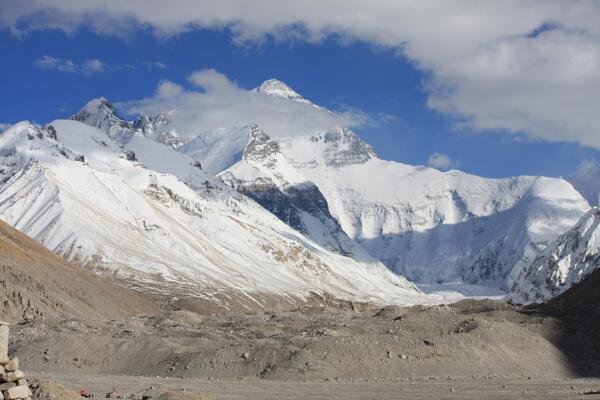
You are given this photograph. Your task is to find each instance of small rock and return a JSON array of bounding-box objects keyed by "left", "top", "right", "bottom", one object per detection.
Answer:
[
  {"left": 0, "top": 382, "right": 17, "bottom": 391},
  {"left": 399, "top": 354, "right": 408, "bottom": 360},
  {"left": 423, "top": 340, "right": 434, "bottom": 346},
  {"left": 16, "top": 378, "right": 28, "bottom": 387},
  {"left": 80, "top": 390, "right": 92, "bottom": 398},
  {"left": 4, "top": 370, "right": 25, "bottom": 382},
  {"left": 5, "top": 358, "right": 18, "bottom": 372},
  {"left": 387, "top": 351, "right": 392, "bottom": 359},
  {"left": 242, "top": 352, "right": 250, "bottom": 359}
]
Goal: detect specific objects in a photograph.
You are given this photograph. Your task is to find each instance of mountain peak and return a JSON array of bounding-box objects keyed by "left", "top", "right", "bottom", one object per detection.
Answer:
[
  {"left": 72, "top": 97, "right": 133, "bottom": 141},
  {"left": 257, "top": 79, "right": 304, "bottom": 101},
  {"left": 72, "top": 97, "right": 118, "bottom": 122}
]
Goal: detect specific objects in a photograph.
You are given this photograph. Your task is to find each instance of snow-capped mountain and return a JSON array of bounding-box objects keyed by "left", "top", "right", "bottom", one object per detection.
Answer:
[
  {"left": 508, "top": 208, "right": 600, "bottom": 304},
  {"left": 220, "top": 123, "right": 588, "bottom": 294},
  {"left": 0, "top": 119, "right": 427, "bottom": 308},
  {"left": 72, "top": 97, "right": 185, "bottom": 149},
  {"left": 71, "top": 81, "right": 591, "bottom": 303}
]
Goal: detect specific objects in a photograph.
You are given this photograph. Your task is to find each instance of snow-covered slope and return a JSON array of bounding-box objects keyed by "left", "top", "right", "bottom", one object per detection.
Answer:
[
  {"left": 281, "top": 133, "right": 588, "bottom": 287},
  {"left": 508, "top": 208, "right": 600, "bottom": 304},
  {"left": 0, "top": 120, "right": 427, "bottom": 308},
  {"left": 71, "top": 81, "right": 591, "bottom": 301}
]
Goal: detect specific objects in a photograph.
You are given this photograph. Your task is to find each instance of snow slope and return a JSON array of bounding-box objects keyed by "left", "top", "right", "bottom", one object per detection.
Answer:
[
  {"left": 0, "top": 120, "right": 427, "bottom": 308},
  {"left": 509, "top": 208, "right": 600, "bottom": 304}
]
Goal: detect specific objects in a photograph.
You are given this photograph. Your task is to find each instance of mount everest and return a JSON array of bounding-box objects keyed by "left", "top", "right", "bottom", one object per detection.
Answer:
[{"left": 0, "top": 79, "right": 596, "bottom": 306}]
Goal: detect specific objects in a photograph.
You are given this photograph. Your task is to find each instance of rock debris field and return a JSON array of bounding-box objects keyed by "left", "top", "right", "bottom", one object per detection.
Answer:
[{"left": 4, "top": 299, "right": 600, "bottom": 399}]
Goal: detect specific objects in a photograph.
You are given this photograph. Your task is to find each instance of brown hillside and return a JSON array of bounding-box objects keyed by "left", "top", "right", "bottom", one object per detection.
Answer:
[{"left": 0, "top": 219, "right": 157, "bottom": 323}]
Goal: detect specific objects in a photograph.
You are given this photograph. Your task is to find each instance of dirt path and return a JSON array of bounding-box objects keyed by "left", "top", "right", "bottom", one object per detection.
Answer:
[{"left": 34, "top": 372, "right": 600, "bottom": 400}]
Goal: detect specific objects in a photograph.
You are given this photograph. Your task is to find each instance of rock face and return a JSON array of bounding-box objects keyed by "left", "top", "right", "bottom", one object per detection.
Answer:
[
  {"left": 221, "top": 126, "right": 362, "bottom": 257},
  {"left": 509, "top": 208, "right": 600, "bottom": 304}
]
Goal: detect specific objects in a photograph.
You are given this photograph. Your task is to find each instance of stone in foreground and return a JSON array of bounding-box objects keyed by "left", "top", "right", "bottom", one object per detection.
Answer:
[
  {"left": 2, "top": 385, "right": 32, "bottom": 400},
  {"left": 0, "top": 322, "right": 8, "bottom": 364},
  {"left": 3, "top": 359, "right": 17, "bottom": 373}
]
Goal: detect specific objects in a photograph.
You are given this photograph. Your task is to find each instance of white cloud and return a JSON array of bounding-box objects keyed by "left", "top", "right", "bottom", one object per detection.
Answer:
[
  {"left": 427, "top": 152, "right": 457, "bottom": 170},
  {"left": 0, "top": 123, "right": 12, "bottom": 132},
  {"left": 120, "top": 69, "right": 366, "bottom": 139},
  {"left": 35, "top": 55, "right": 106, "bottom": 75},
  {"left": 6, "top": 1, "right": 600, "bottom": 148}
]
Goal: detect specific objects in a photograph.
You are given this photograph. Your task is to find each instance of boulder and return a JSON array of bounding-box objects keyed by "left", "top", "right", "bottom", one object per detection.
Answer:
[
  {"left": 0, "top": 382, "right": 16, "bottom": 390},
  {"left": 3, "top": 385, "right": 32, "bottom": 400},
  {"left": 4, "top": 359, "right": 17, "bottom": 373},
  {"left": 4, "top": 371, "right": 25, "bottom": 382},
  {"left": 0, "top": 322, "right": 8, "bottom": 363}
]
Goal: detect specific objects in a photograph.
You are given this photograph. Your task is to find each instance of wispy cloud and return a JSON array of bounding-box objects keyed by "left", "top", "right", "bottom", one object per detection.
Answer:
[
  {"left": 0, "top": 123, "right": 12, "bottom": 132},
  {"left": 35, "top": 55, "right": 106, "bottom": 75},
  {"left": 34, "top": 55, "right": 168, "bottom": 75},
  {"left": 143, "top": 61, "right": 168, "bottom": 70},
  {"left": 427, "top": 152, "right": 459, "bottom": 170}
]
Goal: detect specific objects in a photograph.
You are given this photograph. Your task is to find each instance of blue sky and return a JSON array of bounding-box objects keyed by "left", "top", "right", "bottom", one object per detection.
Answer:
[{"left": 2, "top": 4, "right": 600, "bottom": 179}]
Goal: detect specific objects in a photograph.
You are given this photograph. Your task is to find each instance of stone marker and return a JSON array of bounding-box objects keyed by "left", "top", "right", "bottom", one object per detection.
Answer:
[
  {"left": 0, "top": 321, "right": 8, "bottom": 364},
  {"left": 3, "top": 385, "right": 32, "bottom": 400},
  {"left": 0, "top": 381, "right": 16, "bottom": 390},
  {"left": 4, "top": 370, "right": 25, "bottom": 382},
  {"left": 4, "top": 358, "right": 17, "bottom": 373}
]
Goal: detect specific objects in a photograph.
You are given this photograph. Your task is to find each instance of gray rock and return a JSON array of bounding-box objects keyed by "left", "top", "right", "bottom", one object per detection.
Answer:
[
  {"left": 0, "top": 382, "right": 16, "bottom": 391},
  {"left": 0, "top": 324, "right": 8, "bottom": 362}
]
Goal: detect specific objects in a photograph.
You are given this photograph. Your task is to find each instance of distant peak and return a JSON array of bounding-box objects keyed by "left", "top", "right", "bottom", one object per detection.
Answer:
[
  {"left": 72, "top": 97, "right": 117, "bottom": 122},
  {"left": 257, "top": 79, "right": 303, "bottom": 101}
]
